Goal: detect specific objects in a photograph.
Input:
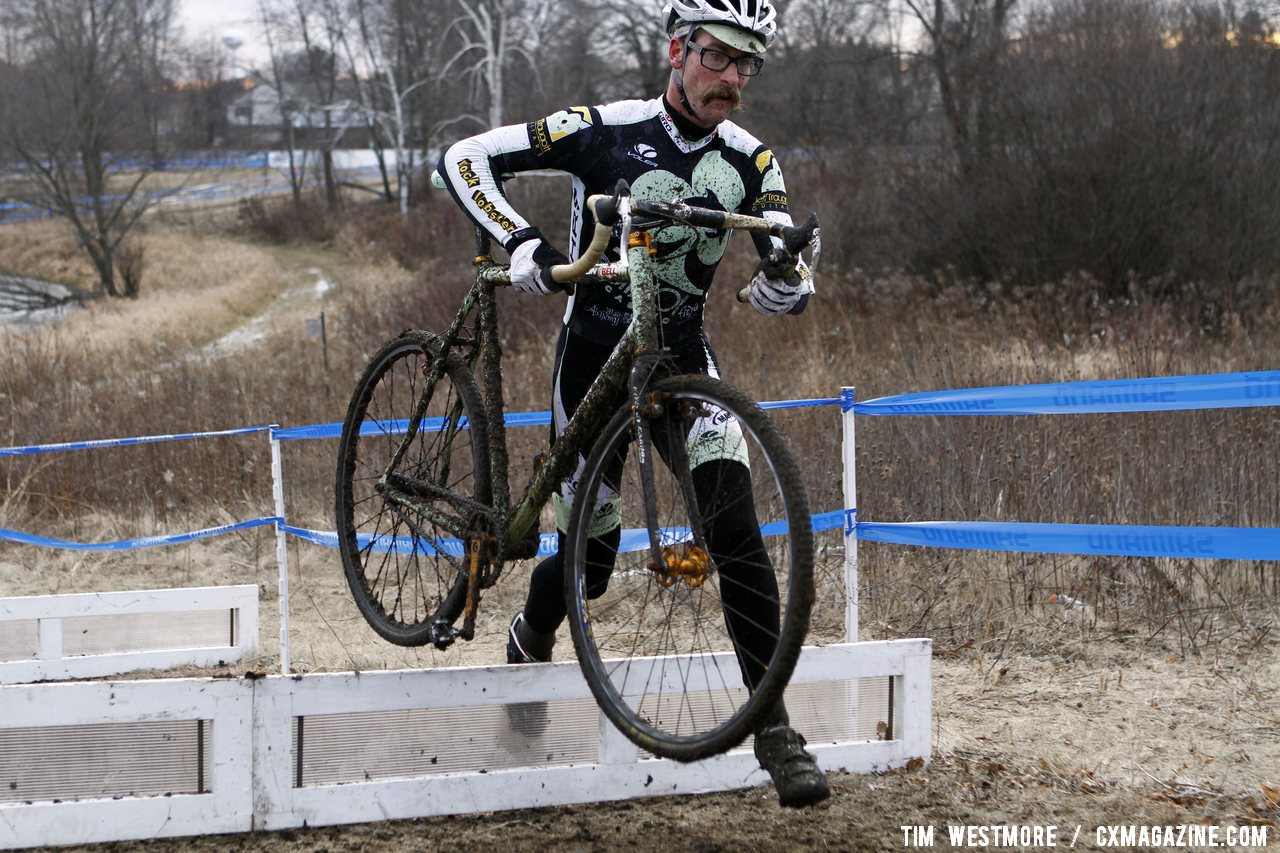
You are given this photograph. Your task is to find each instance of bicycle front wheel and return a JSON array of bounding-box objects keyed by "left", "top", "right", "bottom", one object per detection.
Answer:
[
  {"left": 564, "top": 374, "right": 814, "bottom": 761},
  {"left": 335, "top": 332, "right": 491, "bottom": 646}
]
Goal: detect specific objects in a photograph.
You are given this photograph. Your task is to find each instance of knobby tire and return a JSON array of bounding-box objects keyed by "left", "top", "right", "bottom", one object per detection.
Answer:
[
  {"left": 563, "top": 373, "right": 814, "bottom": 761},
  {"left": 335, "top": 332, "right": 491, "bottom": 646}
]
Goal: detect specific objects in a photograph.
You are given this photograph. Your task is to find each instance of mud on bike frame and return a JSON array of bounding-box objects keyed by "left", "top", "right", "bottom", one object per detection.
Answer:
[{"left": 335, "top": 176, "right": 820, "bottom": 760}]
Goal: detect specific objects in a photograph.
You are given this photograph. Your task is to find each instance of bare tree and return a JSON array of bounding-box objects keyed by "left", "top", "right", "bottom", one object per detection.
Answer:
[
  {"left": 902, "top": 0, "right": 1018, "bottom": 177},
  {"left": 292, "top": 0, "right": 358, "bottom": 209},
  {"left": 757, "top": 0, "right": 898, "bottom": 145},
  {"left": 0, "top": 0, "right": 176, "bottom": 297},
  {"left": 590, "top": 0, "right": 668, "bottom": 101},
  {"left": 256, "top": 0, "right": 308, "bottom": 204},
  {"left": 0, "top": 4, "right": 22, "bottom": 65},
  {"left": 346, "top": 0, "right": 438, "bottom": 216},
  {"left": 440, "top": 0, "right": 553, "bottom": 132}
]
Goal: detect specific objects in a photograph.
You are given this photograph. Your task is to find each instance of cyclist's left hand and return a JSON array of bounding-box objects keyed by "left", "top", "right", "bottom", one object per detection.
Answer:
[
  {"left": 748, "top": 248, "right": 813, "bottom": 316},
  {"left": 748, "top": 267, "right": 804, "bottom": 316}
]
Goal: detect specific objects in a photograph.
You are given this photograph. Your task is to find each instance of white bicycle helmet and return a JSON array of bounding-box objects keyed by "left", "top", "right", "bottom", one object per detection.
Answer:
[{"left": 662, "top": 0, "right": 778, "bottom": 54}]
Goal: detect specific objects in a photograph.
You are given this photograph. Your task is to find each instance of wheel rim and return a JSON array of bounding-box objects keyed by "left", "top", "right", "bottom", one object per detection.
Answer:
[
  {"left": 567, "top": 380, "right": 813, "bottom": 758},
  {"left": 337, "top": 339, "right": 489, "bottom": 644}
]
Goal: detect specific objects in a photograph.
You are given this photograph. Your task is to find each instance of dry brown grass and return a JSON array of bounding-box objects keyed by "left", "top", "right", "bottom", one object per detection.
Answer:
[
  {"left": 0, "top": 220, "right": 98, "bottom": 289},
  {"left": 2, "top": 198, "right": 1277, "bottom": 656}
]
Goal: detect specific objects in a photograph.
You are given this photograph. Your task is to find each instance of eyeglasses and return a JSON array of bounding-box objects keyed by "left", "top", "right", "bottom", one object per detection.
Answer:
[{"left": 686, "top": 42, "right": 764, "bottom": 77}]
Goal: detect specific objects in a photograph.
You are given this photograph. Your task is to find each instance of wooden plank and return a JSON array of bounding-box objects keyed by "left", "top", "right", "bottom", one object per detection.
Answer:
[
  {"left": 0, "top": 586, "right": 258, "bottom": 684},
  {"left": 0, "top": 585, "right": 257, "bottom": 621}
]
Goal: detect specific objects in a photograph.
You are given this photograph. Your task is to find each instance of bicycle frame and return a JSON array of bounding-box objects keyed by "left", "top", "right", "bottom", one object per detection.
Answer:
[
  {"left": 445, "top": 204, "right": 658, "bottom": 561},
  {"left": 375, "top": 188, "right": 818, "bottom": 641}
]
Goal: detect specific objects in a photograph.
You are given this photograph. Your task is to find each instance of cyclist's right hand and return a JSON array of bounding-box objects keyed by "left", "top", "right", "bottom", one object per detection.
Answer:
[{"left": 509, "top": 238, "right": 569, "bottom": 295}]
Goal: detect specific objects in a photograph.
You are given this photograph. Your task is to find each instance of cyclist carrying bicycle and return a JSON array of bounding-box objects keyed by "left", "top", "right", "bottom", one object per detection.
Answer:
[{"left": 437, "top": 0, "right": 828, "bottom": 808}]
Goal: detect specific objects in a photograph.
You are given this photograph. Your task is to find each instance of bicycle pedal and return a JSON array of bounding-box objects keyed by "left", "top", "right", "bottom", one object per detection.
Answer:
[{"left": 428, "top": 619, "right": 458, "bottom": 650}]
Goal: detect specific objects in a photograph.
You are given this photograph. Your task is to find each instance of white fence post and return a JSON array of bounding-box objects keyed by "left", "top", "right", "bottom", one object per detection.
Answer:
[
  {"left": 841, "top": 386, "right": 859, "bottom": 641},
  {"left": 270, "top": 427, "right": 291, "bottom": 675},
  {"left": 37, "top": 618, "right": 62, "bottom": 661}
]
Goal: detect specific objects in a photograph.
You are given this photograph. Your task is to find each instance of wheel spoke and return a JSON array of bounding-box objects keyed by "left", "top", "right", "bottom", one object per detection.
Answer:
[
  {"left": 335, "top": 336, "right": 491, "bottom": 646},
  {"left": 566, "top": 375, "right": 814, "bottom": 760}
]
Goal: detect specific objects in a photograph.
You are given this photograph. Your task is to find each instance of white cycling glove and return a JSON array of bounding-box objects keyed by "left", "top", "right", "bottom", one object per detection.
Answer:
[
  {"left": 509, "top": 239, "right": 551, "bottom": 295},
  {"left": 508, "top": 237, "right": 569, "bottom": 295},
  {"left": 748, "top": 255, "right": 812, "bottom": 316}
]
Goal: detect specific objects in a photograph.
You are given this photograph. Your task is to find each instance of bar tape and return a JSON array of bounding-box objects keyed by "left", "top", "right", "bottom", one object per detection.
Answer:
[
  {"left": 854, "top": 370, "right": 1280, "bottom": 416},
  {"left": 0, "top": 517, "right": 280, "bottom": 551}
]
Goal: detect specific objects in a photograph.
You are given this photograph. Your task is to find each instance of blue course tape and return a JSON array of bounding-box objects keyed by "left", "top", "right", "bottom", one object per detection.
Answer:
[
  {"left": 856, "top": 370, "right": 1280, "bottom": 416},
  {"left": 285, "top": 511, "right": 848, "bottom": 559},
  {"left": 0, "top": 517, "right": 280, "bottom": 551},
  {"left": 1, "top": 425, "right": 274, "bottom": 457},
  {"left": 273, "top": 410, "right": 554, "bottom": 442},
  {"left": 273, "top": 399, "right": 838, "bottom": 442},
  {"left": 761, "top": 398, "right": 842, "bottom": 411},
  {"left": 856, "top": 520, "right": 1280, "bottom": 561}
]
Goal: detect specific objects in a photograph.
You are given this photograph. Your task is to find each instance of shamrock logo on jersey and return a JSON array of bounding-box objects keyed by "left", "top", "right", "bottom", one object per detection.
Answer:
[{"left": 547, "top": 107, "right": 592, "bottom": 142}]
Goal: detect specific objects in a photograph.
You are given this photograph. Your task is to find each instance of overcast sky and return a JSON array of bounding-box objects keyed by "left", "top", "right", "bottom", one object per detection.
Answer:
[
  {"left": 179, "top": 0, "right": 260, "bottom": 34},
  {"left": 179, "top": 0, "right": 267, "bottom": 67}
]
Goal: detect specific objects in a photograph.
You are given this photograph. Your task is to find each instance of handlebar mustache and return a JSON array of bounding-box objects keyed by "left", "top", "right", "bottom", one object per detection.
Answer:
[{"left": 701, "top": 84, "right": 742, "bottom": 109}]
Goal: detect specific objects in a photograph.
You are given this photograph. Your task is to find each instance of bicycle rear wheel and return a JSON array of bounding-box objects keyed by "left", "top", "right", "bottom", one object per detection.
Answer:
[
  {"left": 564, "top": 374, "right": 814, "bottom": 761},
  {"left": 335, "top": 332, "right": 491, "bottom": 646}
]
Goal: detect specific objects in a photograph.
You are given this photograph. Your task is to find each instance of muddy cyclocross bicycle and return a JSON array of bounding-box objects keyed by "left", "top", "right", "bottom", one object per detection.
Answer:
[{"left": 336, "top": 178, "right": 820, "bottom": 761}]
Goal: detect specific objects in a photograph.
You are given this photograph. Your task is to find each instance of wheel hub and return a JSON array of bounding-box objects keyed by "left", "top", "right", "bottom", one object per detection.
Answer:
[{"left": 650, "top": 544, "right": 712, "bottom": 589}]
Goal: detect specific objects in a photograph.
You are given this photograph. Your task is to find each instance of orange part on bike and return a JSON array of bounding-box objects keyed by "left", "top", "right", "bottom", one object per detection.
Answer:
[
  {"left": 679, "top": 545, "right": 711, "bottom": 588},
  {"left": 627, "top": 231, "right": 654, "bottom": 253}
]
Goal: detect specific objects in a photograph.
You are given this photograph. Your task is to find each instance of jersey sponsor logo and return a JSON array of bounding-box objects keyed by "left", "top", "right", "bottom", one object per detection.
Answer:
[
  {"left": 530, "top": 118, "right": 553, "bottom": 155},
  {"left": 751, "top": 191, "right": 788, "bottom": 212},
  {"left": 627, "top": 143, "right": 658, "bottom": 167},
  {"left": 657, "top": 108, "right": 717, "bottom": 154},
  {"left": 547, "top": 107, "right": 592, "bottom": 142},
  {"left": 470, "top": 189, "right": 518, "bottom": 233},
  {"left": 755, "top": 149, "right": 774, "bottom": 173},
  {"left": 456, "top": 158, "right": 481, "bottom": 188}
]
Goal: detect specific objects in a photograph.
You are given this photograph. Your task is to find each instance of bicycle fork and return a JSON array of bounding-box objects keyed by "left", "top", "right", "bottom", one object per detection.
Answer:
[{"left": 624, "top": 230, "right": 711, "bottom": 589}]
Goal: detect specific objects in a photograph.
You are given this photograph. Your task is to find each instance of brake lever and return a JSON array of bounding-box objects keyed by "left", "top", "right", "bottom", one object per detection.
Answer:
[{"left": 737, "top": 213, "right": 820, "bottom": 304}]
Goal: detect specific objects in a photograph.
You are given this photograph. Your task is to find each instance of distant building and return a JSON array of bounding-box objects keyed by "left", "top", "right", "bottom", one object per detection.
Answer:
[{"left": 225, "top": 79, "right": 371, "bottom": 148}]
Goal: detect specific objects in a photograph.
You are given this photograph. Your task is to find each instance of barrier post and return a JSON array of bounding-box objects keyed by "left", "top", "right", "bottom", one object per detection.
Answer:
[
  {"left": 269, "top": 427, "right": 291, "bottom": 674},
  {"left": 841, "top": 387, "right": 858, "bottom": 641}
]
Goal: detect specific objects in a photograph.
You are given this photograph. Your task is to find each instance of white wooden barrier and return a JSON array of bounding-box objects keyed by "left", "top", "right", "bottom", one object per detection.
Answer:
[
  {"left": 0, "top": 639, "right": 931, "bottom": 849},
  {"left": 1, "top": 397, "right": 935, "bottom": 848},
  {"left": 0, "top": 675, "right": 253, "bottom": 845},
  {"left": 0, "top": 585, "right": 258, "bottom": 684}
]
